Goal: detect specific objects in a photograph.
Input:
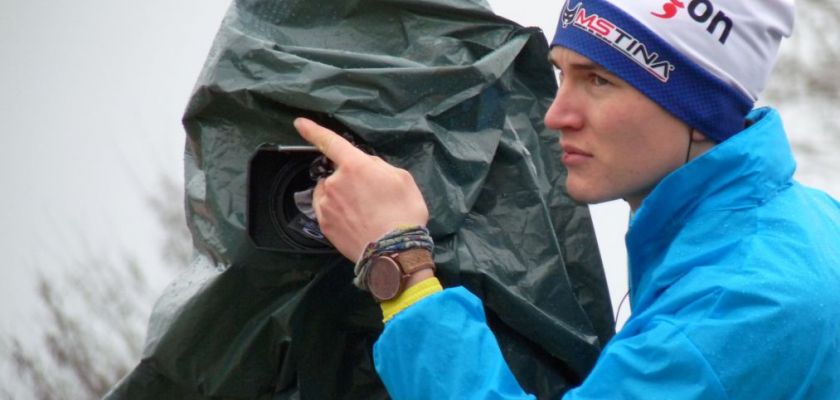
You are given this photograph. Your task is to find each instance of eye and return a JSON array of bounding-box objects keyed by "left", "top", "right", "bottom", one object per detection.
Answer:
[
  {"left": 554, "top": 67, "right": 564, "bottom": 83},
  {"left": 591, "top": 74, "right": 610, "bottom": 87}
]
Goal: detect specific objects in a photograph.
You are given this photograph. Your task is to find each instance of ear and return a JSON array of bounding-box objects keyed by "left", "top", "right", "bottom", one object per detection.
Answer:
[
  {"left": 687, "top": 129, "right": 717, "bottom": 161},
  {"left": 691, "top": 129, "right": 713, "bottom": 143}
]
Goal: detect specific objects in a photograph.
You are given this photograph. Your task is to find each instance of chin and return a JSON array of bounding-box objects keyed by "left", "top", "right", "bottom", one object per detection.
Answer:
[
  {"left": 566, "top": 185, "right": 621, "bottom": 205},
  {"left": 566, "top": 187, "right": 602, "bottom": 205},
  {"left": 565, "top": 179, "right": 617, "bottom": 205}
]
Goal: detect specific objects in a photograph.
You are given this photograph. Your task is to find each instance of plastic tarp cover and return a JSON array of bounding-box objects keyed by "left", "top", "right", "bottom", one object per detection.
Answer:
[{"left": 107, "top": 0, "right": 615, "bottom": 398}]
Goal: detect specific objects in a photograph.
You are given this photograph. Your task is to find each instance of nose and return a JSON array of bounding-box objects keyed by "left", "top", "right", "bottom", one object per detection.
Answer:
[{"left": 544, "top": 82, "right": 583, "bottom": 133}]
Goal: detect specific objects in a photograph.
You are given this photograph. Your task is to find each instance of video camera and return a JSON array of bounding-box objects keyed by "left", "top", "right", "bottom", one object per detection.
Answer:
[{"left": 247, "top": 114, "right": 372, "bottom": 254}]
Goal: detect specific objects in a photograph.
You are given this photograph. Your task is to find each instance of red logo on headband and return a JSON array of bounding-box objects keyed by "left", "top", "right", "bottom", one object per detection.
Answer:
[
  {"left": 561, "top": 0, "right": 675, "bottom": 82},
  {"left": 651, "top": 0, "right": 733, "bottom": 44}
]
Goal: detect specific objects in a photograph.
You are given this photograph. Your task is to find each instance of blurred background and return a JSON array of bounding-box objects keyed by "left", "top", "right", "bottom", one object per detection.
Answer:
[{"left": 1, "top": 0, "right": 837, "bottom": 398}]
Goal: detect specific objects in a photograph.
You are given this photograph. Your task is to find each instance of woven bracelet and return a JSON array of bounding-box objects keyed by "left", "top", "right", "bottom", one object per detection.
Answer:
[{"left": 353, "top": 226, "right": 434, "bottom": 291}]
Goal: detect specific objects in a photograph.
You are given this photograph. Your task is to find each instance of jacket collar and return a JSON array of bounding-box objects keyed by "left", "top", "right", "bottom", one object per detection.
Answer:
[{"left": 625, "top": 107, "right": 796, "bottom": 302}]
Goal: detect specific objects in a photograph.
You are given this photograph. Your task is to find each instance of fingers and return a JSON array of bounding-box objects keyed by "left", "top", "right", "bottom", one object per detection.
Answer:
[
  {"left": 294, "top": 118, "right": 366, "bottom": 166},
  {"left": 312, "top": 179, "right": 326, "bottom": 223}
]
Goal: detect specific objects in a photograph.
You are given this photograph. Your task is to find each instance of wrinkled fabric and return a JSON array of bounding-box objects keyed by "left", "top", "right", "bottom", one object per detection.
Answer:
[
  {"left": 375, "top": 108, "right": 840, "bottom": 399},
  {"left": 376, "top": 288, "right": 535, "bottom": 400},
  {"left": 106, "top": 0, "right": 614, "bottom": 398}
]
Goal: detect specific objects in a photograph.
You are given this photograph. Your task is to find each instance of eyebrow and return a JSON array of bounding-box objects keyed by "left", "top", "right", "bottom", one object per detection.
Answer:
[
  {"left": 570, "top": 61, "right": 602, "bottom": 70},
  {"left": 549, "top": 57, "right": 604, "bottom": 72},
  {"left": 549, "top": 56, "right": 618, "bottom": 81}
]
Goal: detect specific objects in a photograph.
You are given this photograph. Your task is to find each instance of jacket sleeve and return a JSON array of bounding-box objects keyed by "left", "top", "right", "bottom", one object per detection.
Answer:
[
  {"left": 373, "top": 287, "right": 535, "bottom": 400},
  {"left": 374, "top": 287, "right": 729, "bottom": 400},
  {"left": 565, "top": 319, "right": 728, "bottom": 399}
]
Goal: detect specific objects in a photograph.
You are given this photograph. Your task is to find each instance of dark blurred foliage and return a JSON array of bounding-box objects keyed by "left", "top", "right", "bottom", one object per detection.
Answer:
[
  {"left": 762, "top": 0, "right": 840, "bottom": 179},
  {"left": 1, "top": 176, "right": 190, "bottom": 400},
  {"left": 765, "top": 1, "right": 840, "bottom": 103}
]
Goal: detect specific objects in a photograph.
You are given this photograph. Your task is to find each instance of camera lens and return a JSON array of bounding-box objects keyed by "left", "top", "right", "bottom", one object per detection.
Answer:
[{"left": 268, "top": 157, "right": 331, "bottom": 250}]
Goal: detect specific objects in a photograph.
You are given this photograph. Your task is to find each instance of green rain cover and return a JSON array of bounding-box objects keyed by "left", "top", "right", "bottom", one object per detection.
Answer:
[{"left": 107, "top": 0, "right": 614, "bottom": 398}]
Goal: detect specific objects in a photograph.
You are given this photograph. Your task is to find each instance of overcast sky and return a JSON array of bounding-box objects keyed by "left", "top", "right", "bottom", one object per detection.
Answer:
[{"left": 0, "top": 0, "right": 232, "bottom": 334}]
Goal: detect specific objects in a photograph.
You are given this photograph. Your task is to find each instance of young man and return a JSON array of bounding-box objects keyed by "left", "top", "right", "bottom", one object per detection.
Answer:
[{"left": 295, "top": 0, "right": 840, "bottom": 398}]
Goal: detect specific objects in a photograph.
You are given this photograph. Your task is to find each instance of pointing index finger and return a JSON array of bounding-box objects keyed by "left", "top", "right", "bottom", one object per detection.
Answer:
[{"left": 294, "top": 117, "right": 364, "bottom": 166}]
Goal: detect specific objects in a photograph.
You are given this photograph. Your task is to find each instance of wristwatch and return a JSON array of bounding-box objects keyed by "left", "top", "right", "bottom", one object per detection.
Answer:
[{"left": 366, "top": 248, "right": 435, "bottom": 302}]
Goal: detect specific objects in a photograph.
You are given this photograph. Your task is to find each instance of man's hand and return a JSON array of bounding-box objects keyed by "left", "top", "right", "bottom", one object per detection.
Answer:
[{"left": 294, "top": 118, "right": 429, "bottom": 261}]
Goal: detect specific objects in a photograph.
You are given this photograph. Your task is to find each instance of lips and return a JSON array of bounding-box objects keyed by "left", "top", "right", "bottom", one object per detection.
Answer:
[{"left": 561, "top": 143, "right": 593, "bottom": 166}]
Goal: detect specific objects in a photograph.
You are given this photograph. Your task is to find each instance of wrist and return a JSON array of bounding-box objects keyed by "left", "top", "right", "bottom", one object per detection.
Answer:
[
  {"left": 364, "top": 248, "right": 435, "bottom": 302},
  {"left": 380, "top": 276, "right": 443, "bottom": 323},
  {"left": 404, "top": 268, "right": 435, "bottom": 289},
  {"left": 352, "top": 226, "right": 435, "bottom": 302}
]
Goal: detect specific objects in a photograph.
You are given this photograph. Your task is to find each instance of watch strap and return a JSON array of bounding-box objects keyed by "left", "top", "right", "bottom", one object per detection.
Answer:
[
  {"left": 352, "top": 225, "right": 433, "bottom": 292},
  {"left": 393, "top": 248, "right": 435, "bottom": 275}
]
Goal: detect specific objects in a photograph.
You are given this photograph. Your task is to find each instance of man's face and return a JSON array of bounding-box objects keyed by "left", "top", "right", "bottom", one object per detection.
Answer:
[{"left": 546, "top": 47, "right": 690, "bottom": 210}]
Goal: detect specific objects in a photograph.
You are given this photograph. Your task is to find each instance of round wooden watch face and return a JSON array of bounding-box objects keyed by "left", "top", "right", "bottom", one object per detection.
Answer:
[{"left": 366, "top": 256, "right": 403, "bottom": 301}]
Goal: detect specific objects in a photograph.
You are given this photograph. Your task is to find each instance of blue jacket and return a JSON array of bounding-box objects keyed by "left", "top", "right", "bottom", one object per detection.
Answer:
[{"left": 373, "top": 108, "right": 840, "bottom": 399}]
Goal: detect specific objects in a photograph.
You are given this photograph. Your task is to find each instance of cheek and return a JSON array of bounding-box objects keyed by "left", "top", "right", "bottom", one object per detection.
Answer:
[
  {"left": 587, "top": 101, "right": 687, "bottom": 197},
  {"left": 599, "top": 97, "right": 685, "bottom": 161},
  {"left": 592, "top": 109, "right": 648, "bottom": 168}
]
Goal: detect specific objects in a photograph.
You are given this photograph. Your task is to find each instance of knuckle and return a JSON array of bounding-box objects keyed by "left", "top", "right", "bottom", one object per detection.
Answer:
[
  {"left": 340, "top": 158, "right": 363, "bottom": 173},
  {"left": 319, "top": 177, "right": 338, "bottom": 195},
  {"left": 397, "top": 168, "right": 415, "bottom": 182},
  {"left": 318, "top": 218, "right": 334, "bottom": 233},
  {"left": 313, "top": 180, "right": 326, "bottom": 197}
]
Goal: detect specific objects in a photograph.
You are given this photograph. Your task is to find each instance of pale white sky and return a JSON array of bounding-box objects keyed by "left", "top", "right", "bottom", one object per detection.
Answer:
[{"left": 0, "top": 0, "right": 233, "bottom": 335}]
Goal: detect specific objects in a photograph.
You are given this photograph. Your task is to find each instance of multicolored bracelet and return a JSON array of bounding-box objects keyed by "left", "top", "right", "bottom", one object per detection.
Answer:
[{"left": 353, "top": 225, "right": 434, "bottom": 291}]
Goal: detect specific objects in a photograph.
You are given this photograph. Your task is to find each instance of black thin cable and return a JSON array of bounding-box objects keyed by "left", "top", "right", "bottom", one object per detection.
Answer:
[
  {"left": 685, "top": 127, "right": 694, "bottom": 164},
  {"left": 614, "top": 290, "right": 630, "bottom": 324}
]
